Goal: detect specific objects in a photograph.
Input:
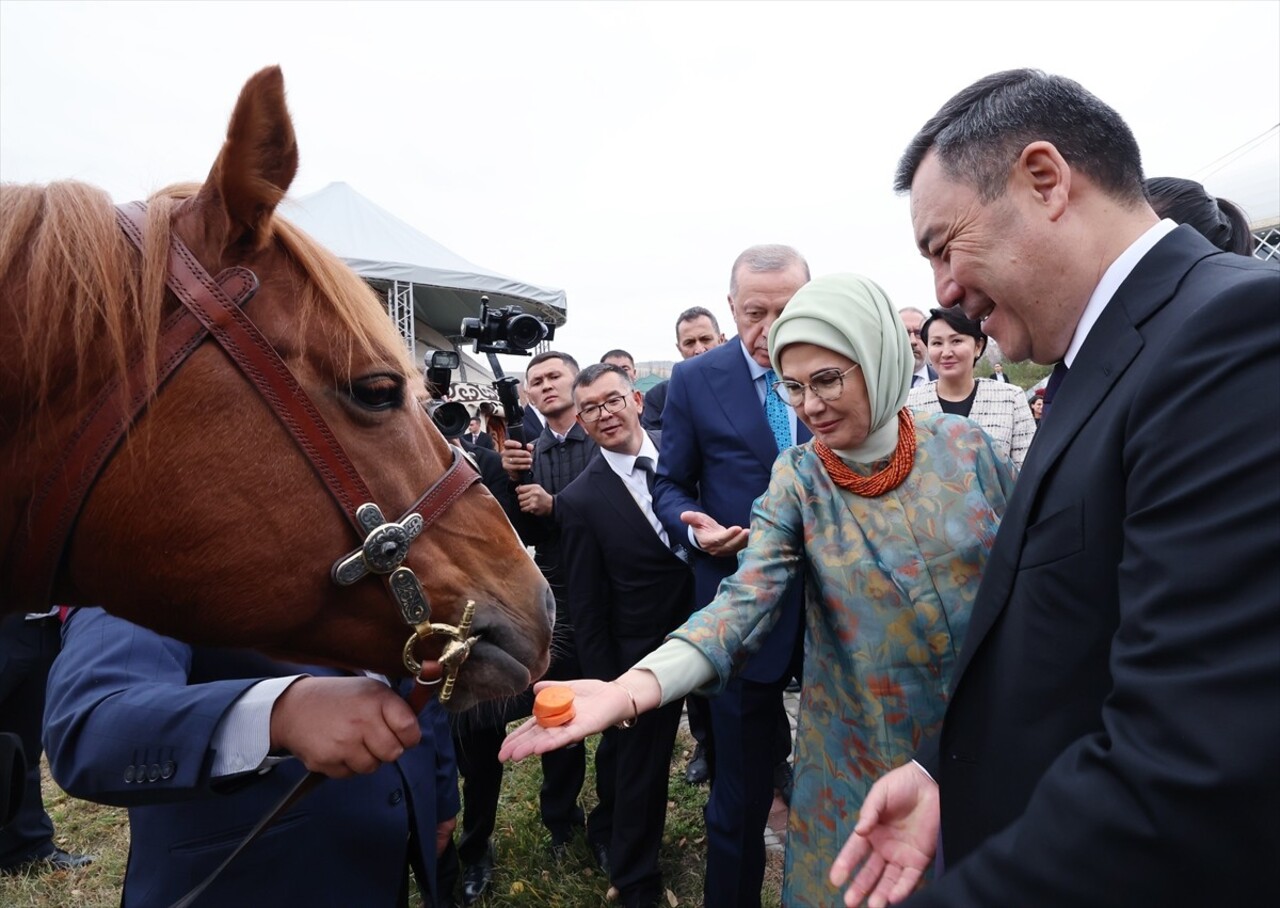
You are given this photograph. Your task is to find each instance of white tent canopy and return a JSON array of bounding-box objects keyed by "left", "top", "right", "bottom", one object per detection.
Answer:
[{"left": 278, "top": 183, "right": 567, "bottom": 363}]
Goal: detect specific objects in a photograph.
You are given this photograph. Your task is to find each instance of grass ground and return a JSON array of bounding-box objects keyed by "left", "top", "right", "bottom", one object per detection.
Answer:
[{"left": 0, "top": 728, "right": 782, "bottom": 907}]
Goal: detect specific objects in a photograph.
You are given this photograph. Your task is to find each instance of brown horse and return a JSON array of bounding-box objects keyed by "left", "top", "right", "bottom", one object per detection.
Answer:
[{"left": 0, "top": 67, "right": 552, "bottom": 711}]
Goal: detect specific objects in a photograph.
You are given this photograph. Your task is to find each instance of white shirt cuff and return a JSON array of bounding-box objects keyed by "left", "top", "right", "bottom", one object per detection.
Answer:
[{"left": 211, "top": 675, "right": 309, "bottom": 777}]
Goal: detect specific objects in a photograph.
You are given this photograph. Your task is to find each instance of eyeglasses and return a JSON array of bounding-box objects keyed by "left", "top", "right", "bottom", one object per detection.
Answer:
[
  {"left": 771, "top": 365, "right": 860, "bottom": 407},
  {"left": 905, "top": 329, "right": 922, "bottom": 338},
  {"left": 577, "top": 394, "right": 630, "bottom": 422}
]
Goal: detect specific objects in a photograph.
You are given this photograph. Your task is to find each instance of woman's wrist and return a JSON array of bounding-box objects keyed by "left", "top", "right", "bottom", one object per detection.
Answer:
[{"left": 609, "top": 680, "right": 640, "bottom": 729}]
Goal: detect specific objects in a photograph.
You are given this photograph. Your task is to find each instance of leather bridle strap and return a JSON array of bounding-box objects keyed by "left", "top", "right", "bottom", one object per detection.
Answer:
[
  {"left": 5, "top": 262, "right": 259, "bottom": 609},
  {"left": 114, "top": 200, "right": 378, "bottom": 535}
]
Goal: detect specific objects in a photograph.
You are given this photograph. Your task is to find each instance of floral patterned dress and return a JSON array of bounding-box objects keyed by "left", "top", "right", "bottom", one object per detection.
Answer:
[{"left": 671, "top": 412, "right": 1016, "bottom": 906}]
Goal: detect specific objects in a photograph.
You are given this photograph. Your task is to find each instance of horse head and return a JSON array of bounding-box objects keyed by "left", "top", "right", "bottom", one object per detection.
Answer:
[{"left": 0, "top": 67, "right": 552, "bottom": 711}]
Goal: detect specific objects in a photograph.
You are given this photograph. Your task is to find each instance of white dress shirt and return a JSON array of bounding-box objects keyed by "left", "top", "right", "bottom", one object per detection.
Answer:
[{"left": 601, "top": 436, "right": 668, "bottom": 546}]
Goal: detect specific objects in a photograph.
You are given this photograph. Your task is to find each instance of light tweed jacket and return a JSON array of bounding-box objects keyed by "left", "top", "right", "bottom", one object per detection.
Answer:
[{"left": 907, "top": 377, "right": 1037, "bottom": 470}]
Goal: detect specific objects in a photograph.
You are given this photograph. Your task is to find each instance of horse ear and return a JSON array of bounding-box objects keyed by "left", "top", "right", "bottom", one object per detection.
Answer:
[{"left": 196, "top": 66, "right": 299, "bottom": 253}]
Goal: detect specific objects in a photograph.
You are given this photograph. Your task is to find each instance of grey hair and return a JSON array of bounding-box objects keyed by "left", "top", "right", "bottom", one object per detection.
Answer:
[
  {"left": 895, "top": 68, "right": 1146, "bottom": 205},
  {"left": 729, "top": 244, "right": 810, "bottom": 298}
]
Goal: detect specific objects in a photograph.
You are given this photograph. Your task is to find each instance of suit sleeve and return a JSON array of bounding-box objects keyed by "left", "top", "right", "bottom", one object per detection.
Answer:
[
  {"left": 908, "top": 271, "right": 1280, "bottom": 906},
  {"left": 667, "top": 452, "right": 806, "bottom": 690},
  {"left": 42, "top": 607, "right": 262, "bottom": 807},
  {"left": 652, "top": 366, "right": 704, "bottom": 543},
  {"left": 558, "top": 491, "right": 618, "bottom": 680}
]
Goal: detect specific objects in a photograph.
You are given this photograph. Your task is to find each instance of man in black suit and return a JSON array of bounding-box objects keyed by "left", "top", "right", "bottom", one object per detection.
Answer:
[
  {"left": 834, "top": 69, "right": 1279, "bottom": 907},
  {"left": 897, "top": 307, "right": 938, "bottom": 387},
  {"left": 463, "top": 417, "right": 494, "bottom": 451},
  {"left": 0, "top": 612, "right": 92, "bottom": 873},
  {"left": 500, "top": 352, "right": 601, "bottom": 858},
  {"left": 640, "top": 307, "right": 726, "bottom": 434},
  {"left": 558, "top": 363, "right": 695, "bottom": 908}
]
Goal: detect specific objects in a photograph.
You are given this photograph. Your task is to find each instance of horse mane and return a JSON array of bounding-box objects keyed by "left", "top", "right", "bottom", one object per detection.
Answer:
[{"left": 0, "top": 180, "right": 414, "bottom": 434}]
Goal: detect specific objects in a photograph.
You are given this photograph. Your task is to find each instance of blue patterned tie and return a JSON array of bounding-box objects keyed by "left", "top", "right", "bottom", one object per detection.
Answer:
[{"left": 762, "top": 369, "right": 792, "bottom": 451}]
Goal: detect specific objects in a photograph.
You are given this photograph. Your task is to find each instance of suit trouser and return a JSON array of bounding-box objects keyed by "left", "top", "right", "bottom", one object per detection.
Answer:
[
  {"left": 591, "top": 699, "right": 684, "bottom": 907},
  {"left": 452, "top": 721, "right": 506, "bottom": 866},
  {"left": 0, "top": 614, "right": 59, "bottom": 868},
  {"left": 703, "top": 673, "right": 789, "bottom": 908},
  {"left": 539, "top": 620, "right": 587, "bottom": 839}
]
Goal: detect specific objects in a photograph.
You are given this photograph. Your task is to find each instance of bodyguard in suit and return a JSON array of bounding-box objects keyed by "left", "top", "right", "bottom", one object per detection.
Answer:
[
  {"left": 0, "top": 612, "right": 92, "bottom": 873},
  {"left": 638, "top": 306, "right": 726, "bottom": 785},
  {"left": 500, "top": 352, "right": 601, "bottom": 856},
  {"left": 463, "top": 416, "right": 495, "bottom": 451},
  {"left": 43, "top": 606, "right": 459, "bottom": 907},
  {"left": 834, "top": 69, "right": 1280, "bottom": 907},
  {"left": 652, "top": 244, "right": 811, "bottom": 908},
  {"left": 898, "top": 307, "right": 938, "bottom": 387},
  {"left": 558, "top": 362, "right": 695, "bottom": 908}
]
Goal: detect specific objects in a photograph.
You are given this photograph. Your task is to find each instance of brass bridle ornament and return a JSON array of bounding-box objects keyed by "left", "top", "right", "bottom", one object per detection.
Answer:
[{"left": 332, "top": 501, "right": 480, "bottom": 701}]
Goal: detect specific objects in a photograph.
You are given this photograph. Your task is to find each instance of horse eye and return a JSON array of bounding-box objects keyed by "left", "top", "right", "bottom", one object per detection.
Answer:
[{"left": 350, "top": 375, "right": 404, "bottom": 411}]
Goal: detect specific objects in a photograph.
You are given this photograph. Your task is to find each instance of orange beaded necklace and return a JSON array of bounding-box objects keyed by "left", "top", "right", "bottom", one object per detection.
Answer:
[{"left": 814, "top": 408, "right": 917, "bottom": 498}]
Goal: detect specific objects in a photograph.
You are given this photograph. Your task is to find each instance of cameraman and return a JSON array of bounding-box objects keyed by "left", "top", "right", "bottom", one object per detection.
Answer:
[{"left": 498, "top": 353, "right": 603, "bottom": 859}]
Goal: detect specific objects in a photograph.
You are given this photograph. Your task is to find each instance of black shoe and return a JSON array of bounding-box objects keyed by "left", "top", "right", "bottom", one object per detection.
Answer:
[
  {"left": 590, "top": 842, "right": 610, "bottom": 876},
  {"left": 1, "top": 847, "right": 94, "bottom": 875},
  {"left": 685, "top": 744, "right": 709, "bottom": 785},
  {"left": 461, "top": 846, "right": 494, "bottom": 906}
]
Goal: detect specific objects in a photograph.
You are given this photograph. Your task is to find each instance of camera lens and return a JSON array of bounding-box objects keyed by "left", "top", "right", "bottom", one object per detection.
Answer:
[
  {"left": 505, "top": 313, "right": 548, "bottom": 350},
  {"left": 429, "top": 401, "right": 471, "bottom": 439}
]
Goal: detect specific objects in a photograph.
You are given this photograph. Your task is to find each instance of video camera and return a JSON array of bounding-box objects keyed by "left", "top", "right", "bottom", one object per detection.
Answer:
[
  {"left": 459, "top": 298, "right": 556, "bottom": 468},
  {"left": 460, "top": 301, "right": 555, "bottom": 356},
  {"left": 424, "top": 349, "right": 470, "bottom": 439}
]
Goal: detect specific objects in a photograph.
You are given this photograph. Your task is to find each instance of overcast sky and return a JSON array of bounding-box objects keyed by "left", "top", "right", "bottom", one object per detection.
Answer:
[{"left": 2, "top": 0, "right": 1277, "bottom": 368}]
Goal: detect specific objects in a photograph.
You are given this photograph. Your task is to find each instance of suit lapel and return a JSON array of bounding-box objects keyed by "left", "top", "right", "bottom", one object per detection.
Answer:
[
  {"left": 590, "top": 458, "right": 670, "bottom": 550},
  {"left": 952, "top": 228, "right": 1213, "bottom": 682},
  {"left": 705, "top": 340, "right": 782, "bottom": 470}
]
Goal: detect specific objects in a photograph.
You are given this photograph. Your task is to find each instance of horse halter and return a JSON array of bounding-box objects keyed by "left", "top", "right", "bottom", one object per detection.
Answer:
[{"left": 6, "top": 201, "right": 481, "bottom": 703}]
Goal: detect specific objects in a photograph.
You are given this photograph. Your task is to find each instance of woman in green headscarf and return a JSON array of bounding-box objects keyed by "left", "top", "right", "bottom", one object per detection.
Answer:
[{"left": 502, "top": 274, "right": 1016, "bottom": 906}]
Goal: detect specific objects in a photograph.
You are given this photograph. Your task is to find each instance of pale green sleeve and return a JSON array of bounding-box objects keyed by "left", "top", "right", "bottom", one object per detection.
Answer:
[{"left": 632, "top": 639, "right": 717, "bottom": 707}]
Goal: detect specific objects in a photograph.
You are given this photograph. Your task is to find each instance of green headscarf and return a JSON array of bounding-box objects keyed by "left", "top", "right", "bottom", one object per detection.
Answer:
[{"left": 767, "top": 273, "right": 913, "bottom": 463}]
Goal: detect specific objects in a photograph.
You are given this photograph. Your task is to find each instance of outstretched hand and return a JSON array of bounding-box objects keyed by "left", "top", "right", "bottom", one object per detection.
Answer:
[
  {"left": 499, "top": 672, "right": 660, "bottom": 762},
  {"left": 681, "top": 510, "right": 749, "bottom": 557},
  {"left": 830, "top": 762, "right": 940, "bottom": 907}
]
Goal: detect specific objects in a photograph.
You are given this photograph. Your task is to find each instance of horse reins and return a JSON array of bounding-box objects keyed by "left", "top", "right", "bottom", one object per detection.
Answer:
[{"left": 7, "top": 200, "right": 484, "bottom": 700}]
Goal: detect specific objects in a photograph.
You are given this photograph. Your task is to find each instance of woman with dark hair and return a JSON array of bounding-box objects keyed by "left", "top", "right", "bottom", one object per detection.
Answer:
[
  {"left": 1030, "top": 388, "right": 1045, "bottom": 425},
  {"left": 1146, "top": 176, "right": 1255, "bottom": 256},
  {"left": 907, "top": 307, "right": 1036, "bottom": 469}
]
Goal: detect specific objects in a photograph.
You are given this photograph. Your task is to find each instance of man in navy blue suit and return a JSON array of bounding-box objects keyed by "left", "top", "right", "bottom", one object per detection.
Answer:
[
  {"left": 833, "top": 69, "right": 1279, "bottom": 907},
  {"left": 652, "top": 244, "right": 810, "bottom": 908},
  {"left": 43, "top": 606, "right": 458, "bottom": 907}
]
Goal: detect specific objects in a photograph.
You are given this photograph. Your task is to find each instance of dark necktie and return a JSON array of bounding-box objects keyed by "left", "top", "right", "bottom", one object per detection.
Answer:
[
  {"left": 634, "top": 455, "right": 657, "bottom": 495},
  {"left": 1041, "top": 361, "right": 1069, "bottom": 421}
]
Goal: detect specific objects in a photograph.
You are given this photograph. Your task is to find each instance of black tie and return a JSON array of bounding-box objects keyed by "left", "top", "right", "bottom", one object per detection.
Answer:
[
  {"left": 634, "top": 456, "right": 657, "bottom": 495},
  {"left": 1041, "top": 362, "right": 1069, "bottom": 421}
]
